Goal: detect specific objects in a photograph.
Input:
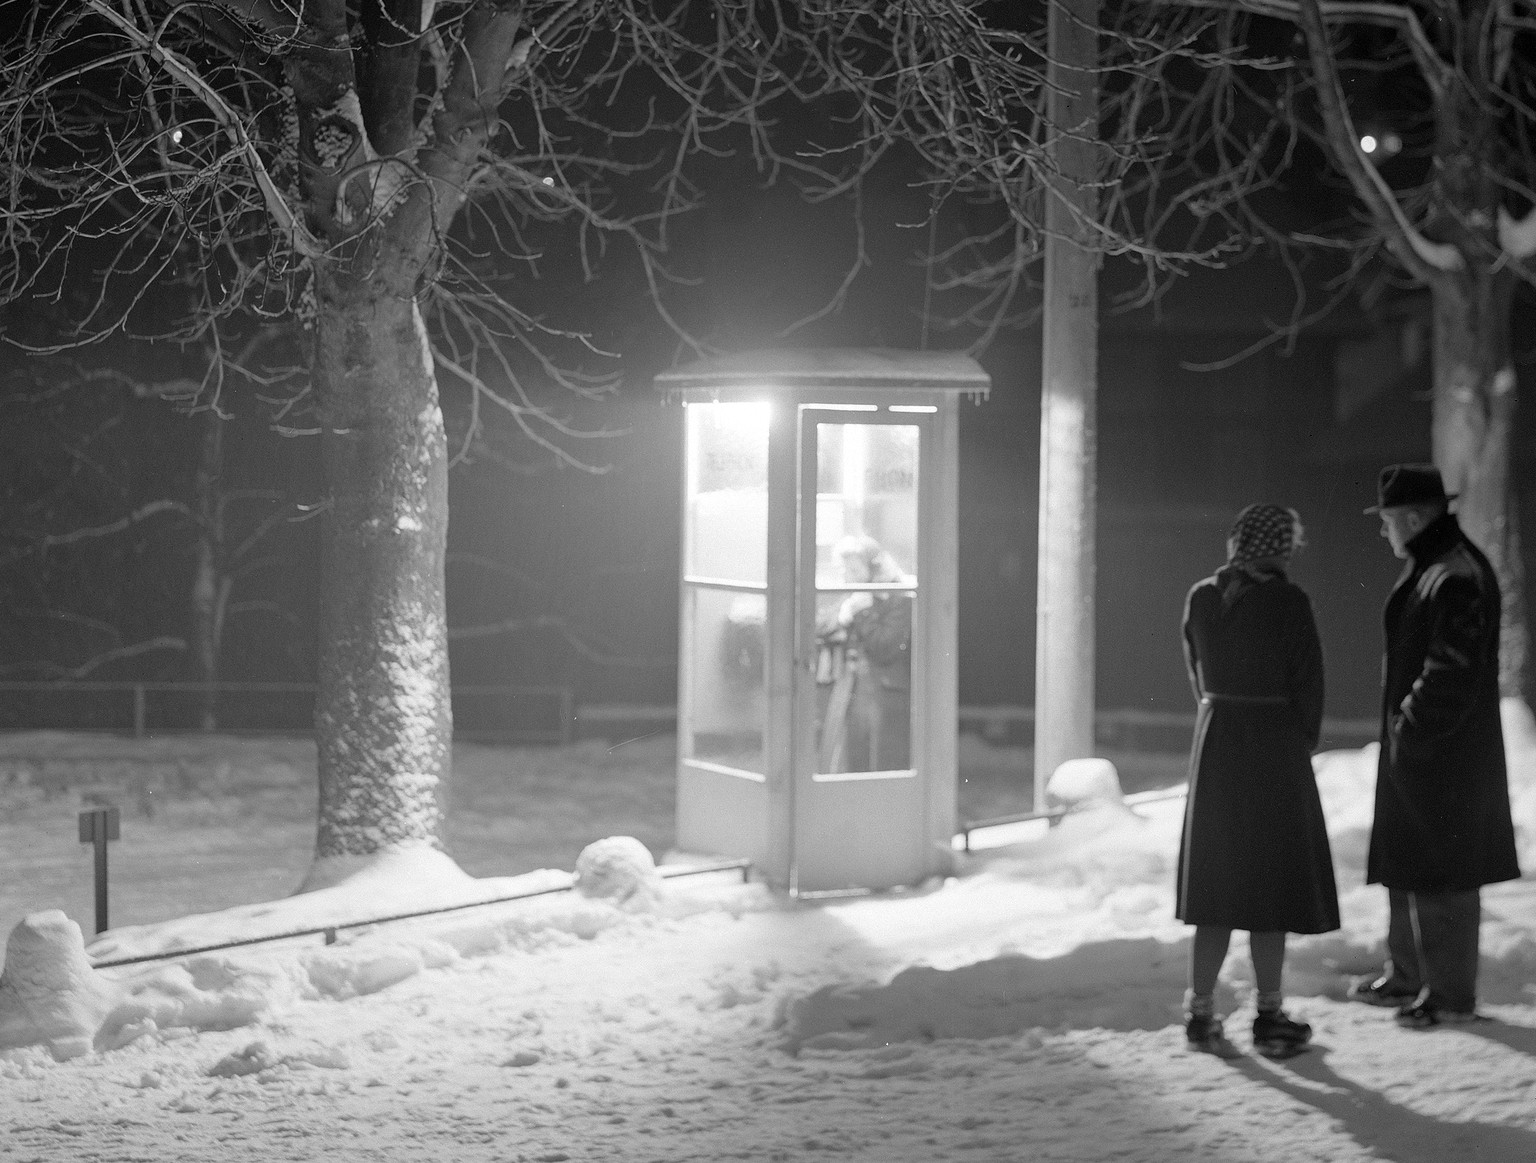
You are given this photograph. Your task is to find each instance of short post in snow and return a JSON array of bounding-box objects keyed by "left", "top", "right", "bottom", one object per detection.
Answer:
[{"left": 78, "top": 806, "right": 121, "bottom": 935}]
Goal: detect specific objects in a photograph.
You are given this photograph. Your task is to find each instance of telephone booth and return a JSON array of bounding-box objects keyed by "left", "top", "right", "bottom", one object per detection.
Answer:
[{"left": 656, "top": 349, "right": 990, "bottom": 893}]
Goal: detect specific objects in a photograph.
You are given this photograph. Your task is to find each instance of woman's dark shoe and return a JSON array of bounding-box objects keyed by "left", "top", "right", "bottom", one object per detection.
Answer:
[
  {"left": 1252, "top": 1010, "right": 1312, "bottom": 1058},
  {"left": 1186, "top": 1014, "right": 1241, "bottom": 1058}
]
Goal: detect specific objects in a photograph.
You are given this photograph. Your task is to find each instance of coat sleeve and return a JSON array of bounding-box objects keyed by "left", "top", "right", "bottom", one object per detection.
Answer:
[
  {"left": 1181, "top": 586, "right": 1202, "bottom": 706},
  {"left": 1286, "top": 589, "right": 1325, "bottom": 752},
  {"left": 1393, "top": 573, "right": 1493, "bottom": 764}
]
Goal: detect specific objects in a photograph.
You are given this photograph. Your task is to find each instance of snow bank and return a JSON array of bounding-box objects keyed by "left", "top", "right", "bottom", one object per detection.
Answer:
[
  {"left": 1503, "top": 697, "right": 1536, "bottom": 870},
  {"left": 1, "top": 838, "right": 768, "bottom": 1059},
  {"left": 86, "top": 886, "right": 660, "bottom": 1055},
  {"left": 6, "top": 720, "right": 1536, "bottom": 1068},
  {"left": 971, "top": 799, "right": 1178, "bottom": 901},
  {"left": 779, "top": 936, "right": 1187, "bottom": 1052},
  {"left": 84, "top": 847, "right": 573, "bottom": 964}
]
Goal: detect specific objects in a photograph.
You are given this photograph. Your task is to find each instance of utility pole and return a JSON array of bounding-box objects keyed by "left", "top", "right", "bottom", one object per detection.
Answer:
[{"left": 1035, "top": 0, "right": 1100, "bottom": 811}]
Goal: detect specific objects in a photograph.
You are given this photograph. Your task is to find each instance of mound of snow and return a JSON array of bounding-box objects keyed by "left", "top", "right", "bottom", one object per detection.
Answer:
[
  {"left": 1045, "top": 757, "right": 1124, "bottom": 810},
  {"left": 0, "top": 911, "right": 117, "bottom": 1060},
  {"left": 574, "top": 836, "right": 666, "bottom": 910}
]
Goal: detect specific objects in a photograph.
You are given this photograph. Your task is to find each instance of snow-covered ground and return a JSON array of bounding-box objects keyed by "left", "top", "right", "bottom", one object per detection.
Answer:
[{"left": 4, "top": 717, "right": 1536, "bottom": 1162}]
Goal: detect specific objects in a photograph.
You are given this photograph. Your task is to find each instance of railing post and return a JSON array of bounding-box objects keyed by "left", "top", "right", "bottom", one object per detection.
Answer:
[
  {"left": 78, "top": 807, "right": 121, "bottom": 935},
  {"left": 132, "top": 684, "right": 146, "bottom": 737}
]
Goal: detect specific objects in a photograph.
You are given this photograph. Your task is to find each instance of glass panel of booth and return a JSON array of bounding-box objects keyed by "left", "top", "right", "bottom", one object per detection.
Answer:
[
  {"left": 811, "top": 419, "right": 919, "bottom": 778},
  {"left": 681, "top": 401, "right": 770, "bottom": 777}
]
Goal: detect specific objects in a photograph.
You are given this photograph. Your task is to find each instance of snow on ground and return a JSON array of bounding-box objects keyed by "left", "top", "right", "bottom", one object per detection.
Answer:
[{"left": 3, "top": 713, "right": 1536, "bottom": 1161}]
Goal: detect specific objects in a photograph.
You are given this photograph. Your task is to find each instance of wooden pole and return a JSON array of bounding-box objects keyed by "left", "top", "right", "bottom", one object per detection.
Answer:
[
  {"left": 1035, "top": 0, "right": 1100, "bottom": 811},
  {"left": 79, "top": 807, "right": 120, "bottom": 935}
]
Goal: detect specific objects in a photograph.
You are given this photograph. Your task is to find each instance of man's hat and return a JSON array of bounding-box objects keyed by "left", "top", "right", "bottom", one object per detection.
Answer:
[{"left": 1364, "top": 463, "right": 1457, "bottom": 514}]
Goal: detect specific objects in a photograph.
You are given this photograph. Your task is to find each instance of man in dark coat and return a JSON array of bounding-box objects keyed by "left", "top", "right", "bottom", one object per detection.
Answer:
[{"left": 1349, "top": 464, "right": 1521, "bottom": 1026}]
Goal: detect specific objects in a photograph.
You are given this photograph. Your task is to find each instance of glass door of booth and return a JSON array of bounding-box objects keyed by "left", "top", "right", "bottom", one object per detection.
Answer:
[
  {"left": 794, "top": 409, "right": 928, "bottom": 892},
  {"left": 677, "top": 401, "right": 773, "bottom": 864}
]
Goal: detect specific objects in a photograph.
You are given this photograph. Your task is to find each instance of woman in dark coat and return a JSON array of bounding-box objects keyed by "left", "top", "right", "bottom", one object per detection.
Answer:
[{"left": 1176, "top": 503, "right": 1340, "bottom": 1057}]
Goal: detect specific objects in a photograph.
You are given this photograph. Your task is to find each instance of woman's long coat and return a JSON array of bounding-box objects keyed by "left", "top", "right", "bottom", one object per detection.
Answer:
[
  {"left": 1176, "top": 567, "right": 1340, "bottom": 933},
  {"left": 1368, "top": 512, "right": 1520, "bottom": 892}
]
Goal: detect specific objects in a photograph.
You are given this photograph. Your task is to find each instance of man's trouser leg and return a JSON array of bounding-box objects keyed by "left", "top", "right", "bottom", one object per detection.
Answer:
[
  {"left": 1383, "top": 888, "right": 1423, "bottom": 997},
  {"left": 1391, "top": 886, "right": 1481, "bottom": 1013}
]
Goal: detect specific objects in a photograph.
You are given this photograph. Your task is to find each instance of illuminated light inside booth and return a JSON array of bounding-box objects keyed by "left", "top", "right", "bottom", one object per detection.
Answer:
[{"left": 681, "top": 400, "right": 772, "bottom": 777}]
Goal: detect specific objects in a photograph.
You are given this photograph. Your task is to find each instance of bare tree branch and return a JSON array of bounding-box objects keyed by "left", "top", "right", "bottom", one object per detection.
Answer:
[
  {"left": 1293, "top": 0, "right": 1462, "bottom": 277},
  {"left": 82, "top": 0, "right": 321, "bottom": 258}
]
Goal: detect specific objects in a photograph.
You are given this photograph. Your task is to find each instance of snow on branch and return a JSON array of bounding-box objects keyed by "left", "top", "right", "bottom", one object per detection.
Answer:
[
  {"left": 81, "top": 0, "right": 321, "bottom": 258},
  {"left": 36, "top": 501, "right": 195, "bottom": 551},
  {"left": 1500, "top": 204, "right": 1536, "bottom": 259}
]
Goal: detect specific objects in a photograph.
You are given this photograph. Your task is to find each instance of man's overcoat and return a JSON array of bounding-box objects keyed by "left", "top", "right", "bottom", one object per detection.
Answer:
[
  {"left": 1368, "top": 512, "right": 1521, "bottom": 891},
  {"left": 1176, "top": 566, "right": 1340, "bottom": 933}
]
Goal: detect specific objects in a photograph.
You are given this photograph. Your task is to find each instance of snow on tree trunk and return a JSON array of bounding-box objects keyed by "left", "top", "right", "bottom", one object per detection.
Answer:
[
  {"left": 301, "top": 285, "right": 452, "bottom": 891},
  {"left": 1430, "top": 271, "right": 1528, "bottom": 701}
]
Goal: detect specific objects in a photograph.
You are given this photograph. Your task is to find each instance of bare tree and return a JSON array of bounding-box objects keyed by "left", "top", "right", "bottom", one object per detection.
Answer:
[
  {"left": 3, "top": 1, "right": 1222, "bottom": 889},
  {"left": 0, "top": 351, "right": 312, "bottom": 717},
  {"left": 1098, "top": 0, "right": 1536, "bottom": 698},
  {"left": 0, "top": 369, "right": 194, "bottom": 689}
]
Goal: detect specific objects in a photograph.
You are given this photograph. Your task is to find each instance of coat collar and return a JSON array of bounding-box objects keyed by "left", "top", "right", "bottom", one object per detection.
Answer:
[{"left": 1404, "top": 510, "right": 1462, "bottom": 566}]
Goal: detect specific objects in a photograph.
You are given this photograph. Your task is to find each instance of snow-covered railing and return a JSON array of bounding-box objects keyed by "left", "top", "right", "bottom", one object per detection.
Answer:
[
  {"left": 86, "top": 858, "right": 752, "bottom": 970},
  {"left": 957, "top": 786, "right": 1189, "bottom": 853}
]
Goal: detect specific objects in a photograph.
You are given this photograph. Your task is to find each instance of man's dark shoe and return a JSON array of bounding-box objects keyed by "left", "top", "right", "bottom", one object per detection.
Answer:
[
  {"left": 1347, "top": 975, "right": 1418, "bottom": 1008},
  {"left": 1395, "top": 1002, "right": 1488, "bottom": 1029},
  {"left": 1185, "top": 1013, "right": 1241, "bottom": 1058},
  {"left": 1252, "top": 1010, "right": 1312, "bottom": 1059},
  {"left": 1395, "top": 1002, "right": 1440, "bottom": 1029}
]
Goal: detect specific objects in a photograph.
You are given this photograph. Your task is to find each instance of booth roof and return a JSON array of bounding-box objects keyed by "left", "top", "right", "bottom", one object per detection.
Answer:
[{"left": 653, "top": 347, "right": 991, "bottom": 400}]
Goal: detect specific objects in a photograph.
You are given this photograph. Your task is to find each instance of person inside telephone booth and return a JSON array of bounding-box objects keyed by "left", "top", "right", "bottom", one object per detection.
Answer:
[{"left": 817, "top": 534, "right": 913, "bottom": 772}]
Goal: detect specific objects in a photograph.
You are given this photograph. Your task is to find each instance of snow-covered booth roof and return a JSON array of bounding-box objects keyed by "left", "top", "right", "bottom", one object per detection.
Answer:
[{"left": 654, "top": 347, "right": 991, "bottom": 405}]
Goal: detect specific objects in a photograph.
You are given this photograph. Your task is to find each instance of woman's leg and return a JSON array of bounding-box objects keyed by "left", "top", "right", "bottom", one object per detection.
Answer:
[
  {"left": 1248, "top": 930, "right": 1312, "bottom": 1051},
  {"left": 1248, "top": 930, "right": 1286, "bottom": 1013},
  {"left": 1187, "top": 925, "right": 1233, "bottom": 1016}
]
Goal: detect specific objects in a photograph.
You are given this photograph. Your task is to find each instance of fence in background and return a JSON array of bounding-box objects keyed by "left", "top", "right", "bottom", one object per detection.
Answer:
[
  {"left": 954, "top": 704, "right": 1381, "bottom": 754},
  {"left": 577, "top": 702, "right": 1381, "bottom": 753},
  {"left": 0, "top": 681, "right": 574, "bottom": 744},
  {"left": 0, "top": 682, "right": 1380, "bottom": 753}
]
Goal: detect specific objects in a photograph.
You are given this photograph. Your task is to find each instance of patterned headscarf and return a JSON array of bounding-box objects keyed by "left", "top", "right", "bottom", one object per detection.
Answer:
[{"left": 1227, "top": 503, "right": 1301, "bottom": 565}]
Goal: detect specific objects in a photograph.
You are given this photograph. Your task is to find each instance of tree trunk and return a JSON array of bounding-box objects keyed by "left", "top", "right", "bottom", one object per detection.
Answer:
[
  {"left": 1430, "top": 271, "right": 1528, "bottom": 700},
  {"left": 300, "top": 282, "right": 453, "bottom": 891},
  {"left": 190, "top": 406, "right": 224, "bottom": 730}
]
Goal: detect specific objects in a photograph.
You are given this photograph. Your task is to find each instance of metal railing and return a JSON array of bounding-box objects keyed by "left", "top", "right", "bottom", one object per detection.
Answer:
[
  {"left": 957, "top": 785, "right": 1190, "bottom": 852},
  {"left": 88, "top": 857, "right": 753, "bottom": 969}
]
